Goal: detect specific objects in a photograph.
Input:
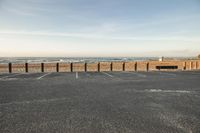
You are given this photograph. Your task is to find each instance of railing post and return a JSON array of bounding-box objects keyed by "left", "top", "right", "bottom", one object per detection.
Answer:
[
  {"left": 111, "top": 62, "right": 113, "bottom": 71},
  {"left": 41, "top": 63, "right": 44, "bottom": 72},
  {"left": 135, "top": 62, "right": 137, "bottom": 71},
  {"left": 85, "top": 63, "right": 87, "bottom": 72},
  {"left": 98, "top": 62, "right": 100, "bottom": 72},
  {"left": 123, "top": 62, "right": 125, "bottom": 71},
  {"left": 9, "top": 63, "right": 12, "bottom": 73},
  {"left": 184, "top": 62, "right": 186, "bottom": 70},
  {"left": 71, "top": 63, "right": 73, "bottom": 72},
  {"left": 147, "top": 62, "right": 149, "bottom": 71},
  {"left": 56, "top": 63, "right": 59, "bottom": 72},
  {"left": 25, "top": 63, "right": 28, "bottom": 73}
]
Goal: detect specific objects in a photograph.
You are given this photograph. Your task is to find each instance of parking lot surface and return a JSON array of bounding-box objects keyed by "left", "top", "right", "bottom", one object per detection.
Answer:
[{"left": 0, "top": 71, "right": 200, "bottom": 133}]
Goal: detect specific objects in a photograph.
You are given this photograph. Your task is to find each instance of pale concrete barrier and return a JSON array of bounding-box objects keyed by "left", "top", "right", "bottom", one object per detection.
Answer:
[
  {"left": 100, "top": 62, "right": 111, "bottom": 72},
  {"left": 87, "top": 63, "right": 98, "bottom": 72},
  {"left": 197, "top": 61, "right": 200, "bottom": 69},
  {"left": 185, "top": 61, "right": 192, "bottom": 70},
  {"left": 137, "top": 62, "right": 148, "bottom": 71},
  {"left": 28, "top": 63, "right": 42, "bottom": 73},
  {"left": 191, "top": 61, "right": 197, "bottom": 70},
  {"left": 12, "top": 63, "right": 26, "bottom": 73},
  {"left": 72, "top": 63, "right": 85, "bottom": 72},
  {"left": 0, "top": 60, "right": 200, "bottom": 74},
  {"left": 177, "top": 61, "right": 185, "bottom": 70},
  {"left": 44, "top": 63, "right": 57, "bottom": 72},
  {"left": 112, "top": 62, "right": 124, "bottom": 71},
  {"left": 0, "top": 64, "right": 9, "bottom": 73},
  {"left": 124, "top": 62, "right": 136, "bottom": 71},
  {"left": 58, "top": 63, "right": 71, "bottom": 72}
]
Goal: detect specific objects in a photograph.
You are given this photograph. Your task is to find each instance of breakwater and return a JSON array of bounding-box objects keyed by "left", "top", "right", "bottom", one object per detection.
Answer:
[{"left": 0, "top": 60, "right": 200, "bottom": 73}]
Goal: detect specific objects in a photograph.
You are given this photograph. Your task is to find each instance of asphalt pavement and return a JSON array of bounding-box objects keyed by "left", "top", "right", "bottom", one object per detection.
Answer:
[{"left": 0, "top": 71, "right": 200, "bottom": 133}]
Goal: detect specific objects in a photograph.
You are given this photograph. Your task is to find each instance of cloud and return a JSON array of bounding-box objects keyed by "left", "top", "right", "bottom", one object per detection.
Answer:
[
  {"left": 0, "top": 0, "right": 36, "bottom": 16},
  {"left": 3, "top": 7, "right": 35, "bottom": 16},
  {"left": 119, "top": 14, "right": 200, "bottom": 33},
  {"left": 139, "top": 49, "right": 199, "bottom": 57},
  {"left": 0, "top": 30, "right": 103, "bottom": 38},
  {"left": 77, "top": 22, "right": 121, "bottom": 35},
  {"left": 0, "top": 30, "right": 200, "bottom": 42}
]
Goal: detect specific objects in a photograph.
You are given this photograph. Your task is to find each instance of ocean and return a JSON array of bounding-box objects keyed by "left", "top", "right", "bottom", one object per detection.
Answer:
[{"left": 0, "top": 57, "right": 160, "bottom": 64}]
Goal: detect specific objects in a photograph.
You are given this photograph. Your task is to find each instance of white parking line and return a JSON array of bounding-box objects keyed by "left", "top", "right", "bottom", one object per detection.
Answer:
[
  {"left": 146, "top": 89, "right": 190, "bottom": 93},
  {"left": 37, "top": 73, "right": 51, "bottom": 80},
  {"left": 76, "top": 72, "right": 78, "bottom": 79},
  {"left": 0, "top": 97, "right": 68, "bottom": 107},
  {"left": 101, "top": 72, "right": 114, "bottom": 77},
  {"left": 0, "top": 73, "right": 24, "bottom": 79},
  {"left": 158, "top": 72, "right": 176, "bottom": 77},
  {"left": 131, "top": 72, "right": 147, "bottom": 78},
  {"left": 183, "top": 72, "right": 200, "bottom": 75},
  {"left": 0, "top": 73, "right": 7, "bottom": 76},
  {"left": 123, "top": 89, "right": 192, "bottom": 93}
]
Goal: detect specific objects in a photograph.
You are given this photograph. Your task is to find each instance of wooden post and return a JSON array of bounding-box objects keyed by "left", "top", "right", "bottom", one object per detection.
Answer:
[
  {"left": 147, "top": 62, "right": 149, "bottom": 71},
  {"left": 122, "top": 62, "right": 125, "bottom": 71},
  {"left": 9, "top": 63, "right": 12, "bottom": 73},
  {"left": 25, "top": 63, "right": 28, "bottom": 73},
  {"left": 135, "top": 62, "right": 137, "bottom": 71},
  {"left": 111, "top": 62, "right": 113, "bottom": 71},
  {"left": 98, "top": 63, "right": 100, "bottom": 72},
  {"left": 71, "top": 63, "right": 73, "bottom": 72},
  {"left": 56, "top": 63, "right": 59, "bottom": 72},
  {"left": 85, "top": 63, "right": 87, "bottom": 72},
  {"left": 41, "top": 63, "right": 44, "bottom": 72}
]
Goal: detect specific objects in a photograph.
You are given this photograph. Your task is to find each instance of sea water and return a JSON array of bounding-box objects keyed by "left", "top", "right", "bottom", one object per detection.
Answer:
[{"left": 0, "top": 57, "right": 159, "bottom": 64}]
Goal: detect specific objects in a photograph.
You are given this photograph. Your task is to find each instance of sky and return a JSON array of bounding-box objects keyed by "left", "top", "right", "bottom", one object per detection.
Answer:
[{"left": 0, "top": 0, "right": 200, "bottom": 57}]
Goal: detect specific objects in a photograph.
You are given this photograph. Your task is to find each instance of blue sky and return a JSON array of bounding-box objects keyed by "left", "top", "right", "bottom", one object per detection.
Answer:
[{"left": 0, "top": 0, "right": 200, "bottom": 57}]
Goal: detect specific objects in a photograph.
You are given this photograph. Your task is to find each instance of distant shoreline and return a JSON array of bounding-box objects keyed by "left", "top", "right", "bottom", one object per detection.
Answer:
[{"left": 0, "top": 57, "right": 198, "bottom": 64}]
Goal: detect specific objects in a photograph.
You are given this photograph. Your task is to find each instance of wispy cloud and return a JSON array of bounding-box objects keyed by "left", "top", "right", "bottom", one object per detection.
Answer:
[
  {"left": 78, "top": 22, "right": 120, "bottom": 34},
  {"left": 119, "top": 14, "right": 200, "bottom": 31},
  {"left": 2, "top": 7, "right": 36, "bottom": 16},
  {"left": 0, "top": 31, "right": 103, "bottom": 38},
  {"left": 1, "top": 0, "right": 36, "bottom": 16},
  {"left": 0, "top": 30, "right": 200, "bottom": 42}
]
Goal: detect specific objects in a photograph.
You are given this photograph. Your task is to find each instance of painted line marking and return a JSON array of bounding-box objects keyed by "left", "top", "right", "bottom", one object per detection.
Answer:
[
  {"left": 131, "top": 72, "right": 147, "bottom": 78},
  {"left": 76, "top": 72, "right": 78, "bottom": 79},
  {"left": 0, "top": 97, "right": 68, "bottom": 107},
  {"left": 101, "top": 72, "right": 114, "bottom": 77},
  {"left": 123, "top": 89, "right": 192, "bottom": 93},
  {"left": 0, "top": 73, "right": 24, "bottom": 79},
  {"left": 182, "top": 72, "right": 200, "bottom": 75},
  {"left": 118, "top": 71, "right": 133, "bottom": 73},
  {"left": 0, "top": 78, "right": 18, "bottom": 81},
  {"left": 158, "top": 72, "right": 176, "bottom": 77},
  {"left": 146, "top": 89, "right": 190, "bottom": 93},
  {"left": 0, "top": 73, "right": 9, "bottom": 76},
  {"left": 37, "top": 73, "right": 51, "bottom": 80}
]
